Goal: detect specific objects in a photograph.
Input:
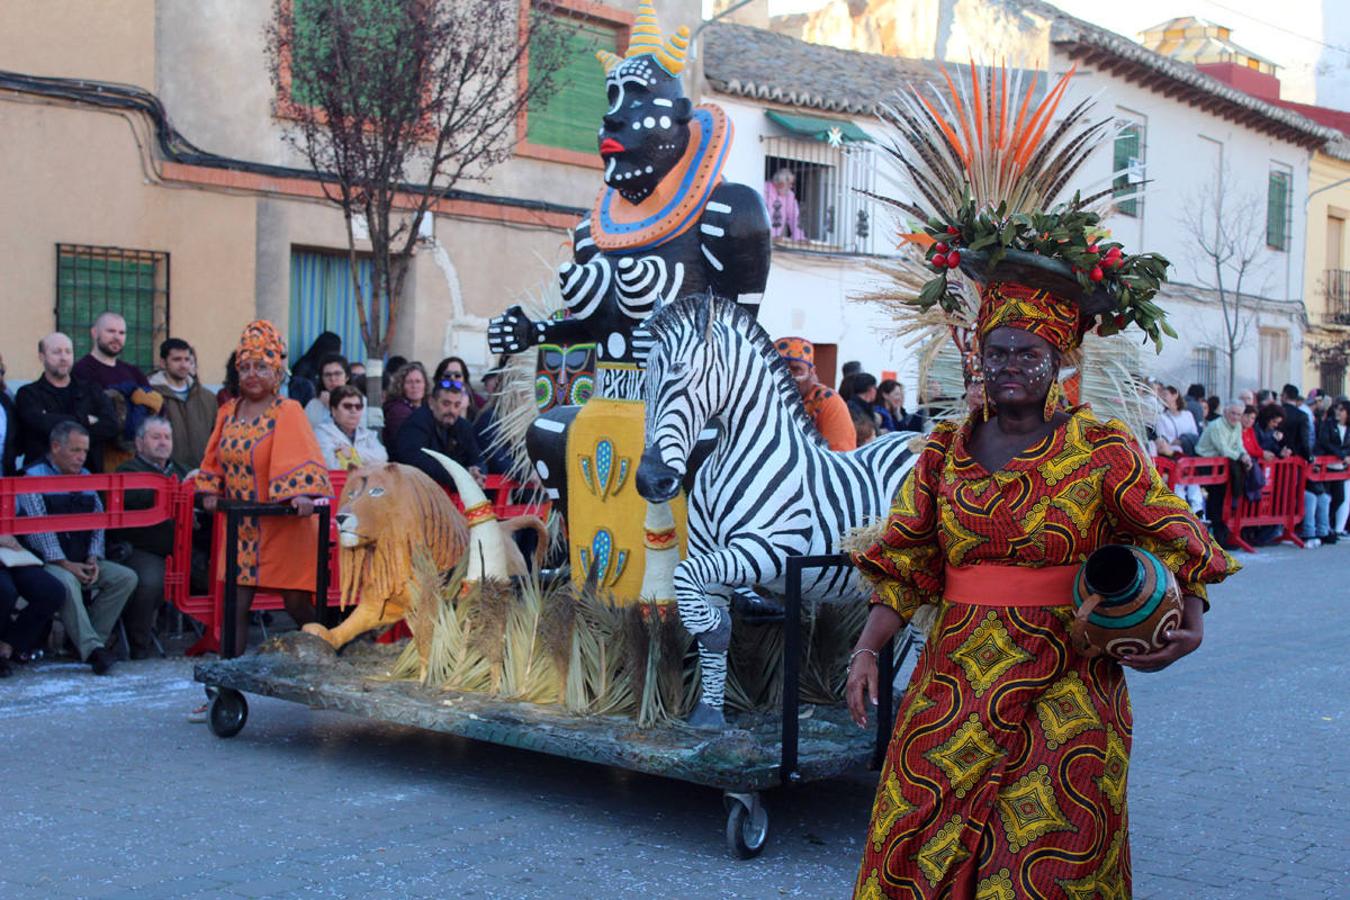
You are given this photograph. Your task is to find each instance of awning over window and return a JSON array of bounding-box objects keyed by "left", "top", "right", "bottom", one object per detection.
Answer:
[{"left": 764, "top": 110, "right": 872, "bottom": 143}]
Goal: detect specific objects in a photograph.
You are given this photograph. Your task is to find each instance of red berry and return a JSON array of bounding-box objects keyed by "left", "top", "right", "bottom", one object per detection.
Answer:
[
  {"left": 1089, "top": 266, "right": 1104, "bottom": 282},
  {"left": 1095, "top": 324, "right": 1107, "bottom": 337},
  {"left": 947, "top": 225, "right": 960, "bottom": 236},
  {"left": 1115, "top": 314, "right": 1127, "bottom": 327},
  {"left": 1087, "top": 243, "right": 1099, "bottom": 254},
  {"left": 932, "top": 253, "right": 947, "bottom": 269},
  {"left": 946, "top": 251, "right": 961, "bottom": 268},
  {"left": 934, "top": 242, "right": 949, "bottom": 254},
  {"left": 1105, "top": 245, "right": 1122, "bottom": 257}
]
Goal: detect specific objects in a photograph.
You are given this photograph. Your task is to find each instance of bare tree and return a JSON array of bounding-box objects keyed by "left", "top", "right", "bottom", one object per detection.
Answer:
[
  {"left": 1179, "top": 161, "right": 1271, "bottom": 397},
  {"left": 266, "top": 0, "right": 568, "bottom": 396}
]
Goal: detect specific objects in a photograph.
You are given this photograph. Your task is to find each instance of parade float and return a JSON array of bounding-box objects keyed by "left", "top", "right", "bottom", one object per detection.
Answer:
[{"left": 195, "top": 2, "right": 921, "bottom": 858}]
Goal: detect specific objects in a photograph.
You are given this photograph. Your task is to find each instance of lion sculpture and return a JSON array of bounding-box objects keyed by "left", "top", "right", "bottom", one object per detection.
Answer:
[{"left": 302, "top": 459, "right": 548, "bottom": 659}]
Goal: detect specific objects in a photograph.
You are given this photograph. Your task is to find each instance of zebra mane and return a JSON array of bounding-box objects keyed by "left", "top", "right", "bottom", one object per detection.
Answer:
[{"left": 645, "top": 294, "right": 828, "bottom": 449}]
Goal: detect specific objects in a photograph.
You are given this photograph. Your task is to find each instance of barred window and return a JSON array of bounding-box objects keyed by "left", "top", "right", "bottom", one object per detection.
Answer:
[
  {"left": 762, "top": 136, "right": 878, "bottom": 255},
  {"left": 1112, "top": 120, "right": 1145, "bottom": 218},
  {"left": 1191, "top": 346, "right": 1217, "bottom": 396},
  {"left": 56, "top": 244, "right": 169, "bottom": 371}
]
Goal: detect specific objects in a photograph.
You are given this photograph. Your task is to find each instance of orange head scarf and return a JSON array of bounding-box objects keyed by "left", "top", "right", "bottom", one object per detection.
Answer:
[
  {"left": 774, "top": 336, "right": 814, "bottom": 367},
  {"left": 976, "top": 282, "right": 1083, "bottom": 354},
  {"left": 236, "top": 320, "right": 287, "bottom": 369}
]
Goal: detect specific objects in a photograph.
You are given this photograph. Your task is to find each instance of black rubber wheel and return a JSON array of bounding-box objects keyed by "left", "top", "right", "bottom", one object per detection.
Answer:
[
  {"left": 208, "top": 688, "right": 248, "bottom": 738},
  {"left": 725, "top": 800, "right": 769, "bottom": 859}
]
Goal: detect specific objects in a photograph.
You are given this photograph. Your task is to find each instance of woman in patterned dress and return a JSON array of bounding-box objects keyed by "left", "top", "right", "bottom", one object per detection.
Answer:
[
  {"left": 196, "top": 321, "right": 332, "bottom": 657},
  {"left": 844, "top": 287, "right": 1239, "bottom": 897}
]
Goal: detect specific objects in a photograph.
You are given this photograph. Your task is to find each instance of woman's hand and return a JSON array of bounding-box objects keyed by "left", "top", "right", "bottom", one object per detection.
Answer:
[
  {"left": 1120, "top": 595, "right": 1204, "bottom": 673},
  {"left": 0, "top": 535, "right": 22, "bottom": 551},
  {"left": 290, "top": 496, "right": 315, "bottom": 517},
  {"left": 201, "top": 494, "right": 219, "bottom": 513},
  {"left": 846, "top": 651, "right": 880, "bottom": 728}
]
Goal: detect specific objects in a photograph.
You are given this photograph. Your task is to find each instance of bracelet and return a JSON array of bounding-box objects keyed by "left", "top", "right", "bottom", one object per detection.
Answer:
[{"left": 848, "top": 648, "right": 879, "bottom": 670}]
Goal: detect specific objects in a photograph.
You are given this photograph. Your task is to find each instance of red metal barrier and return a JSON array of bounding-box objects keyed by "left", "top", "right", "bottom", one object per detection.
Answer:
[
  {"left": 1223, "top": 458, "right": 1308, "bottom": 553},
  {"left": 1308, "top": 455, "right": 1350, "bottom": 484},
  {"left": 0, "top": 473, "right": 176, "bottom": 535},
  {"left": 1165, "top": 456, "right": 1230, "bottom": 490}
]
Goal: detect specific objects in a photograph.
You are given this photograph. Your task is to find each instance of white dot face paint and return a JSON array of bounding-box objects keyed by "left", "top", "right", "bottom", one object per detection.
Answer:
[
  {"left": 608, "top": 332, "right": 627, "bottom": 358},
  {"left": 643, "top": 116, "right": 656, "bottom": 129},
  {"left": 659, "top": 115, "right": 672, "bottom": 129},
  {"left": 632, "top": 121, "right": 641, "bottom": 130}
]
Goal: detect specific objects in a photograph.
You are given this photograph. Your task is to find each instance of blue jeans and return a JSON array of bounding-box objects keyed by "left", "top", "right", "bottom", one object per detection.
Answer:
[{"left": 1302, "top": 490, "right": 1331, "bottom": 539}]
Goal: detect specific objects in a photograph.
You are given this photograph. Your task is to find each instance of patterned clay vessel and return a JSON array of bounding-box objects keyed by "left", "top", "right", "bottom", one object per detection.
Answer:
[{"left": 1071, "top": 545, "right": 1183, "bottom": 659}]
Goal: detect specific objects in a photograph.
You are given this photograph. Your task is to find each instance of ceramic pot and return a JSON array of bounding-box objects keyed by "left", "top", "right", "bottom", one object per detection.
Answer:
[{"left": 1071, "top": 545, "right": 1183, "bottom": 659}]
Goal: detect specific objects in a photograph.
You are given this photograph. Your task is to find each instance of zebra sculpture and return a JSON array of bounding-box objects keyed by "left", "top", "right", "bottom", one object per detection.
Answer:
[{"left": 636, "top": 295, "right": 921, "bottom": 728}]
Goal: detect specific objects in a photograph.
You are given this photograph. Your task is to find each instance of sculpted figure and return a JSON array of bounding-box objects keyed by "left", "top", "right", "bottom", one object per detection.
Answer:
[{"left": 488, "top": 1, "right": 770, "bottom": 601}]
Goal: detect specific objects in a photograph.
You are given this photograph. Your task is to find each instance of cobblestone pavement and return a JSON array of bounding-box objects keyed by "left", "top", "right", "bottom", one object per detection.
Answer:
[{"left": 0, "top": 543, "right": 1345, "bottom": 899}]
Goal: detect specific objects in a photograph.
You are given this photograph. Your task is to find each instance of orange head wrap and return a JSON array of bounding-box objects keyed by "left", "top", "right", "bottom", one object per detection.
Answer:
[
  {"left": 774, "top": 336, "right": 814, "bottom": 367},
  {"left": 236, "top": 320, "right": 287, "bottom": 369},
  {"left": 976, "top": 282, "right": 1083, "bottom": 354}
]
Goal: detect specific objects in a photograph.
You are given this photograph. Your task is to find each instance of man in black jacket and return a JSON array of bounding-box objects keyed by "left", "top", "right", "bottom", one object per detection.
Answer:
[
  {"left": 1, "top": 352, "right": 19, "bottom": 476},
  {"left": 1279, "top": 384, "right": 1312, "bottom": 460},
  {"left": 391, "top": 377, "right": 485, "bottom": 488},
  {"left": 15, "top": 333, "right": 118, "bottom": 472}
]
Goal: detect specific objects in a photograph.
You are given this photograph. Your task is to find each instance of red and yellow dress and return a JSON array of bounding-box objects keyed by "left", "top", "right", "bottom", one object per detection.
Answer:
[
  {"left": 851, "top": 407, "right": 1237, "bottom": 898},
  {"left": 196, "top": 397, "right": 331, "bottom": 591}
]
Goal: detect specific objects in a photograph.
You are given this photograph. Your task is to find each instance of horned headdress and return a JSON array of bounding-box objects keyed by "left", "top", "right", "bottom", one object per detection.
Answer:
[{"left": 596, "top": 0, "right": 690, "bottom": 76}]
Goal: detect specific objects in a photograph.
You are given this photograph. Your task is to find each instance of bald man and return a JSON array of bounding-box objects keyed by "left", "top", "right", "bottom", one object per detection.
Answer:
[
  {"left": 73, "top": 312, "right": 153, "bottom": 393},
  {"left": 15, "top": 332, "right": 118, "bottom": 472}
]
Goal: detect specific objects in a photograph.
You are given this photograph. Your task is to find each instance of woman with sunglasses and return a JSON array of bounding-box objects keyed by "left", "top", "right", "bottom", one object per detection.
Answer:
[{"left": 315, "top": 384, "right": 387, "bottom": 471}]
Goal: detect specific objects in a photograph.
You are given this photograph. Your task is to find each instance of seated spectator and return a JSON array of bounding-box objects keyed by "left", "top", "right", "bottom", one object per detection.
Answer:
[
  {"left": 474, "top": 362, "right": 515, "bottom": 476},
  {"left": 382, "top": 361, "right": 427, "bottom": 447},
  {"left": 151, "top": 338, "right": 218, "bottom": 470},
  {"left": 1254, "top": 405, "right": 1291, "bottom": 459},
  {"left": 842, "top": 373, "right": 893, "bottom": 432},
  {"left": 764, "top": 168, "right": 806, "bottom": 241},
  {"left": 878, "top": 379, "right": 923, "bottom": 433},
  {"left": 1184, "top": 383, "right": 1208, "bottom": 431},
  {"left": 288, "top": 332, "right": 340, "bottom": 407},
  {"left": 316, "top": 385, "right": 387, "bottom": 471},
  {"left": 392, "top": 376, "right": 484, "bottom": 487},
  {"left": 18, "top": 421, "right": 138, "bottom": 674},
  {"left": 1154, "top": 385, "right": 1203, "bottom": 513},
  {"left": 112, "top": 417, "right": 188, "bottom": 658},
  {"left": 853, "top": 411, "right": 877, "bottom": 447},
  {"left": 305, "top": 353, "right": 350, "bottom": 428},
  {"left": 383, "top": 355, "right": 408, "bottom": 394},
  {"left": 433, "top": 356, "right": 486, "bottom": 420},
  {"left": 348, "top": 361, "right": 368, "bottom": 396},
  {"left": 2, "top": 352, "right": 19, "bottom": 476},
  {"left": 774, "top": 337, "right": 856, "bottom": 451},
  {"left": 1195, "top": 401, "right": 1251, "bottom": 549},
  {"left": 72, "top": 312, "right": 164, "bottom": 469},
  {"left": 0, "top": 536, "right": 65, "bottom": 676},
  {"left": 1241, "top": 405, "right": 1267, "bottom": 461},
  {"left": 16, "top": 332, "right": 119, "bottom": 472}
]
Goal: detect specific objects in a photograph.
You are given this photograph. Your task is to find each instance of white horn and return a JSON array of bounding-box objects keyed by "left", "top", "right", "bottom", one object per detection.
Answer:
[
  {"left": 422, "top": 449, "right": 509, "bottom": 581},
  {"left": 638, "top": 500, "right": 678, "bottom": 603}
]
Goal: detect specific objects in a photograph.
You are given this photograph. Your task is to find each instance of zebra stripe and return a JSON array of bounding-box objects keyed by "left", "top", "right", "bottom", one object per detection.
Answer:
[{"left": 642, "top": 296, "right": 921, "bottom": 715}]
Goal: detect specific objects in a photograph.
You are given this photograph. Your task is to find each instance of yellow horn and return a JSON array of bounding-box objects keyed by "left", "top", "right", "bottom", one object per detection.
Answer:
[
  {"left": 596, "top": 49, "right": 623, "bottom": 74},
  {"left": 624, "top": 1, "right": 686, "bottom": 76},
  {"left": 654, "top": 24, "right": 689, "bottom": 75}
]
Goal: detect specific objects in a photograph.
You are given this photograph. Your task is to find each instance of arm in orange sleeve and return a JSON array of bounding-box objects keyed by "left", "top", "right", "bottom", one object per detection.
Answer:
[
  {"left": 815, "top": 391, "right": 858, "bottom": 451},
  {"left": 193, "top": 402, "right": 230, "bottom": 495},
  {"left": 265, "top": 400, "right": 333, "bottom": 501}
]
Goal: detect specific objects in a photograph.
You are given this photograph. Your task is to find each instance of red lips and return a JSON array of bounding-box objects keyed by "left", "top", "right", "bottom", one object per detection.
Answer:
[{"left": 599, "top": 138, "right": 626, "bottom": 156}]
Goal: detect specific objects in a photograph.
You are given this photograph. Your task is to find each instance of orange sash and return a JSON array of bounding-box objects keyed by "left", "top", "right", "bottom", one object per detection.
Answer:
[{"left": 945, "top": 564, "right": 1078, "bottom": 607}]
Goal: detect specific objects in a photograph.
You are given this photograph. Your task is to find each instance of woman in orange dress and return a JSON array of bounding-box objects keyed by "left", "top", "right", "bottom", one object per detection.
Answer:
[{"left": 196, "top": 320, "right": 332, "bottom": 657}]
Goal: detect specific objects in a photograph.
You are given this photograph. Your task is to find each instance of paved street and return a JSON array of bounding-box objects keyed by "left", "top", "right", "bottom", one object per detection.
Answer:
[{"left": 1, "top": 542, "right": 1346, "bottom": 899}]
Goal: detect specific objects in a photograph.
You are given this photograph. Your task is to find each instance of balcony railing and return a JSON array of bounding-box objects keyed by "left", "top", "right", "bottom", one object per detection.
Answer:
[{"left": 1325, "top": 269, "right": 1350, "bottom": 325}]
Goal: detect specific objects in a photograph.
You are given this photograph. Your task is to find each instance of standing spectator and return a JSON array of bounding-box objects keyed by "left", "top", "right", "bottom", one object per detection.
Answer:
[
  {"left": 1184, "top": 384, "right": 1208, "bottom": 431},
  {"left": 348, "top": 361, "right": 368, "bottom": 396},
  {"left": 1155, "top": 385, "right": 1202, "bottom": 513},
  {"left": 1256, "top": 388, "right": 1277, "bottom": 409},
  {"left": 1281, "top": 384, "right": 1314, "bottom": 455},
  {"left": 841, "top": 361, "right": 862, "bottom": 381},
  {"left": 1205, "top": 395, "right": 1221, "bottom": 424},
  {"left": 1195, "top": 401, "right": 1251, "bottom": 549},
  {"left": 1, "top": 352, "right": 19, "bottom": 475},
  {"left": 1317, "top": 399, "right": 1350, "bottom": 539},
  {"left": 473, "top": 361, "right": 514, "bottom": 476},
  {"left": 16, "top": 332, "right": 118, "bottom": 472},
  {"left": 1238, "top": 389, "right": 1256, "bottom": 409},
  {"left": 763, "top": 168, "right": 806, "bottom": 241},
  {"left": 305, "top": 353, "right": 350, "bottom": 428},
  {"left": 0, "top": 538, "right": 64, "bottom": 676},
  {"left": 382, "top": 355, "right": 408, "bottom": 394},
  {"left": 433, "top": 356, "right": 486, "bottom": 419},
  {"left": 392, "top": 376, "right": 484, "bottom": 488},
  {"left": 382, "top": 361, "right": 427, "bottom": 447},
  {"left": 72, "top": 312, "right": 164, "bottom": 469},
  {"left": 878, "top": 379, "right": 923, "bottom": 433},
  {"left": 18, "top": 421, "right": 137, "bottom": 674},
  {"left": 315, "top": 385, "right": 386, "bottom": 471},
  {"left": 150, "top": 338, "right": 218, "bottom": 470},
  {"left": 1254, "top": 406, "right": 1291, "bottom": 458},
  {"left": 852, "top": 411, "right": 877, "bottom": 447},
  {"left": 774, "top": 337, "right": 856, "bottom": 451},
  {"left": 217, "top": 352, "right": 240, "bottom": 407},
  {"left": 195, "top": 321, "right": 331, "bottom": 658},
  {"left": 842, "top": 373, "right": 889, "bottom": 430},
  {"left": 113, "top": 417, "right": 188, "bottom": 657}
]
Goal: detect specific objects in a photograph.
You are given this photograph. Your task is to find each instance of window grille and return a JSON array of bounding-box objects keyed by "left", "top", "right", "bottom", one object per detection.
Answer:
[
  {"left": 762, "top": 136, "right": 880, "bottom": 255},
  {"left": 1112, "top": 121, "right": 1145, "bottom": 218},
  {"left": 1191, "top": 346, "right": 1218, "bottom": 397},
  {"left": 1320, "top": 361, "right": 1345, "bottom": 397},
  {"left": 55, "top": 244, "right": 169, "bottom": 372},
  {"left": 1266, "top": 168, "right": 1292, "bottom": 251},
  {"left": 527, "top": 16, "right": 620, "bottom": 154}
]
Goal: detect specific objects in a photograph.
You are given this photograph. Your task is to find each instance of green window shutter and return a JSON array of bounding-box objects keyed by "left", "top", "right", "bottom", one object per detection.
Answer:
[
  {"left": 1267, "top": 171, "right": 1290, "bottom": 250},
  {"left": 56, "top": 246, "right": 167, "bottom": 371},
  {"left": 290, "top": 0, "right": 412, "bottom": 109},
  {"left": 526, "top": 19, "right": 617, "bottom": 154},
  {"left": 1112, "top": 125, "right": 1141, "bottom": 217}
]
